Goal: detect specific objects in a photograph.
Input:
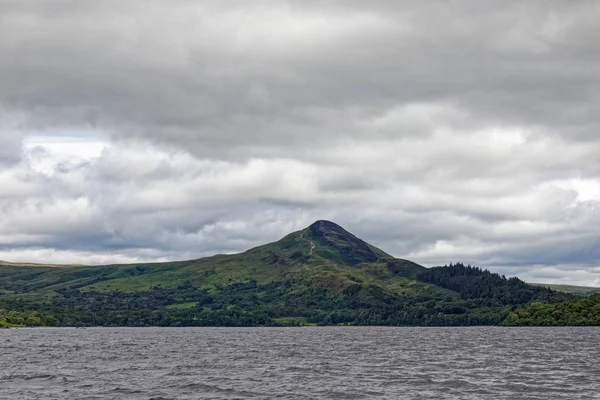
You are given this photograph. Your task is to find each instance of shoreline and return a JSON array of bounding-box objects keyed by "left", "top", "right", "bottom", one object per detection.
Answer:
[{"left": 4, "top": 325, "right": 599, "bottom": 329}]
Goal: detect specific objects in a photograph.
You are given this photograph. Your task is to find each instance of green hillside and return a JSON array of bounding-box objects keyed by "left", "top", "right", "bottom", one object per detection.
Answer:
[
  {"left": 0, "top": 220, "right": 574, "bottom": 327},
  {"left": 0, "top": 221, "right": 424, "bottom": 296}
]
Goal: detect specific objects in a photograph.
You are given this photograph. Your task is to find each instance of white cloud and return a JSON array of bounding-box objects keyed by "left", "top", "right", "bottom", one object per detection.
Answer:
[{"left": 0, "top": 1, "right": 599, "bottom": 286}]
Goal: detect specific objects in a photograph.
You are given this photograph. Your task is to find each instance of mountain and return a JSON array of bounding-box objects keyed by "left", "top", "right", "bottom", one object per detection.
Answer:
[
  {"left": 0, "top": 220, "right": 573, "bottom": 327},
  {"left": 0, "top": 221, "right": 423, "bottom": 295}
]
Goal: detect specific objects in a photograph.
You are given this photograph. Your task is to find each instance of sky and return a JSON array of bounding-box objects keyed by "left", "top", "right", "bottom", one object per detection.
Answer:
[{"left": 1, "top": 1, "right": 600, "bottom": 285}]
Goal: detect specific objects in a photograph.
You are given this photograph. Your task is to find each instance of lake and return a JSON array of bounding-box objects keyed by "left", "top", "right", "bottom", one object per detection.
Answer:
[{"left": 1, "top": 327, "right": 599, "bottom": 399}]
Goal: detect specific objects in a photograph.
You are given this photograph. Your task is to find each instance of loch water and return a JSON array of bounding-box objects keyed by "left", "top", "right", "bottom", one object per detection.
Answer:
[{"left": 1, "top": 327, "right": 599, "bottom": 399}]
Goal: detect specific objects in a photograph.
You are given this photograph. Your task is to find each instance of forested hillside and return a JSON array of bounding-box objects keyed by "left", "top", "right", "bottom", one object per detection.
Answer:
[{"left": 418, "top": 264, "right": 570, "bottom": 305}]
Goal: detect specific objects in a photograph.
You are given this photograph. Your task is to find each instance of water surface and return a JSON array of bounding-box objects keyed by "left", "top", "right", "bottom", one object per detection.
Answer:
[{"left": 1, "top": 327, "right": 599, "bottom": 399}]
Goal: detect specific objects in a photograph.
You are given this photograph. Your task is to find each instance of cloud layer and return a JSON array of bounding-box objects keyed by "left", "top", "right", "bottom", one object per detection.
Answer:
[{"left": 1, "top": 1, "right": 599, "bottom": 285}]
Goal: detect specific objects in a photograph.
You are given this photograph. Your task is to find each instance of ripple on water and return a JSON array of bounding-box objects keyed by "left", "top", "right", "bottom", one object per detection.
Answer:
[{"left": 1, "top": 327, "right": 600, "bottom": 399}]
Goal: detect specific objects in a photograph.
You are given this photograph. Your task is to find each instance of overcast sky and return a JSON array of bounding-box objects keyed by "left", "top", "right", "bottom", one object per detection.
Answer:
[{"left": 1, "top": 1, "right": 600, "bottom": 285}]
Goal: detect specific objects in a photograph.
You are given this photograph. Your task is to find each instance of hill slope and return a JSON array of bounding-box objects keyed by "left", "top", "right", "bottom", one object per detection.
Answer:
[{"left": 0, "top": 220, "right": 572, "bottom": 327}]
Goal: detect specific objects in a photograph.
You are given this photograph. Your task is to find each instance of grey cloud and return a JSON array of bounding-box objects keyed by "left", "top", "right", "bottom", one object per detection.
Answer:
[
  {"left": 2, "top": 140, "right": 600, "bottom": 285},
  {"left": 0, "top": 112, "right": 24, "bottom": 165},
  {"left": 1, "top": 1, "right": 600, "bottom": 285},
  {"left": 2, "top": 1, "right": 600, "bottom": 156}
]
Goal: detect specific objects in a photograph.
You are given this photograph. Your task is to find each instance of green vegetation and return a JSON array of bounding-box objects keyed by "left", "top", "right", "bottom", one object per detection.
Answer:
[
  {"left": 505, "top": 293, "right": 600, "bottom": 326},
  {"left": 0, "top": 220, "right": 588, "bottom": 327},
  {"left": 0, "top": 277, "right": 530, "bottom": 327},
  {"left": 0, "top": 309, "right": 59, "bottom": 328},
  {"left": 418, "top": 264, "right": 571, "bottom": 305}
]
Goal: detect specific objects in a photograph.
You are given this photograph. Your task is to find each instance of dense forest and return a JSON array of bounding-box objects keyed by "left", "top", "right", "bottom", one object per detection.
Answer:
[
  {"left": 417, "top": 263, "right": 571, "bottom": 305},
  {"left": 0, "top": 264, "right": 573, "bottom": 327},
  {"left": 504, "top": 293, "right": 600, "bottom": 326}
]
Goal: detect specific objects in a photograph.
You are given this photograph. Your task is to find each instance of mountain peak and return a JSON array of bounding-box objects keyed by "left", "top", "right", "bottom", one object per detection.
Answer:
[
  {"left": 305, "top": 220, "right": 391, "bottom": 264},
  {"left": 308, "top": 220, "right": 344, "bottom": 234}
]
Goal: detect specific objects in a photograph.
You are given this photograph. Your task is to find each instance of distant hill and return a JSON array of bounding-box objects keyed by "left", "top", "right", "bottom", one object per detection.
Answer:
[
  {"left": 529, "top": 283, "right": 600, "bottom": 295},
  {"left": 0, "top": 220, "right": 575, "bottom": 327},
  {"left": 0, "top": 261, "right": 84, "bottom": 268}
]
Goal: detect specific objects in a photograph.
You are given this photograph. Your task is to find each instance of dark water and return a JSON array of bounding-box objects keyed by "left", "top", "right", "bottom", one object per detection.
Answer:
[{"left": 1, "top": 327, "right": 599, "bottom": 399}]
